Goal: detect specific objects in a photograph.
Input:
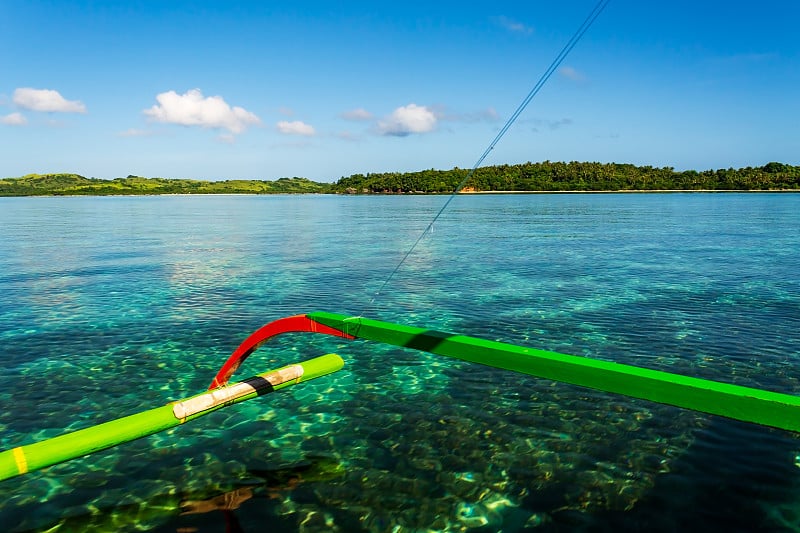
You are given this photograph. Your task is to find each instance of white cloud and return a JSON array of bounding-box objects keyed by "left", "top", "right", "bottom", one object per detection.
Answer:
[
  {"left": 2, "top": 112, "right": 27, "bottom": 125},
  {"left": 336, "top": 131, "right": 360, "bottom": 141},
  {"left": 117, "top": 128, "right": 153, "bottom": 137},
  {"left": 143, "top": 89, "right": 261, "bottom": 134},
  {"left": 476, "top": 107, "right": 499, "bottom": 121},
  {"left": 341, "top": 108, "right": 373, "bottom": 121},
  {"left": 493, "top": 16, "right": 533, "bottom": 34},
  {"left": 525, "top": 117, "right": 573, "bottom": 132},
  {"left": 276, "top": 120, "right": 316, "bottom": 136},
  {"left": 558, "top": 66, "right": 586, "bottom": 82},
  {"left": 13, "top": 88, "right": 86, "bottom": 113},
  {"left": 545, "top": 118, "right": 572, "bottom": 130},
  {"left": 378, "top": 104, "right": 437, "bottom": 136}
]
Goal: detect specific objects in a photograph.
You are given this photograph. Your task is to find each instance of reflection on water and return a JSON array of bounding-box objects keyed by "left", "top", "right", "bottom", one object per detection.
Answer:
[{"left": 0, "top": 194, "right": 799, "bottom": 532}]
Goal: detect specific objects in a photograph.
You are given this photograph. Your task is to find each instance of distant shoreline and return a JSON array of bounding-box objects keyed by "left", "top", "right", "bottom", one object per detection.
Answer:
[
  {"left": 3, "top": 189, "right": 799, "bottom": 199},
  {"left": 456, "top": 189, "right": 800, "bottom": 194},
  {"left": 4, "top": 163, "right": 799, "bottom": 196}
]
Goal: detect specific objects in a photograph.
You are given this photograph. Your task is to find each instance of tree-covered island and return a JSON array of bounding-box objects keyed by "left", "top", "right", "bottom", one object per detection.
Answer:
[
  {"left": 0, "top": 174, "right": 329, "bottom": 196},
  {"left": 2, "top": 161, "right": 798, "bottom": 196}
]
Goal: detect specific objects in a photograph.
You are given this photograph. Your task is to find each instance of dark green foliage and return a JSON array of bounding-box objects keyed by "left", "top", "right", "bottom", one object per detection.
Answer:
[
  {"left": 333, "top": 168, "right": 467, "bottom": 194},
  {"left": 329, "top": 161, "right": 800, "bottom": 194}
]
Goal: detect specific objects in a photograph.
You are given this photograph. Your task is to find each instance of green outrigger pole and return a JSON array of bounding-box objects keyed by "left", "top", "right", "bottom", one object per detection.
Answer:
[
  {"left": 308, "top": 312, "right": 800, "bottom": 433},
  {"left": 309, "top": 312, "right": 800, "bottom": 432},
  {"left": 212, "top": 312, "right": 800, "bottom": 433},
  {"left": 5, "top": 307, "right": 800, "bottom": 483},
  {"left": 0, "top": 353, "right": 344, "bottom": 482}
]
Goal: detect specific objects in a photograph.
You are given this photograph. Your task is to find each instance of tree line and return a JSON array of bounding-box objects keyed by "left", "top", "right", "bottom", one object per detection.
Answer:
[
  {"left": 2, "top": 161, "right": 798, "bottom": 196},
  {"left": 329, "top": 161, "right": 800, "bottom": 193}
]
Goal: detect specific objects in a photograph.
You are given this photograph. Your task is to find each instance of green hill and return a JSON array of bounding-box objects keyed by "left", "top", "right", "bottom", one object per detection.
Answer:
[
  {"left": 0, "top": 174, "right": 332, "bottom": 196},
  {"left": 3, "top": 162, "right": 799, "bottom": 196}
]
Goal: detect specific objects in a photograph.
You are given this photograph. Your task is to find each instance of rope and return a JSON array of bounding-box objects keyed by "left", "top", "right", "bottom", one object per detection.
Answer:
[{"left": 360, "top": 0, "right": 610, "bottom": 316}]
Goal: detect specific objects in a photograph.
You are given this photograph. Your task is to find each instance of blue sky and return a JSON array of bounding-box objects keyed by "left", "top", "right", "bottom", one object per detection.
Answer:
[{"left": 2, "top": 1, "right": 798, "bottom": 182}]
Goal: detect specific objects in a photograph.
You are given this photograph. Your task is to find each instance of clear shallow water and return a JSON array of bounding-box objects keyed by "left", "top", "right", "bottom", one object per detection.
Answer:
[{"left": 0, "top": 193, "right": 799, "bottom": 532}]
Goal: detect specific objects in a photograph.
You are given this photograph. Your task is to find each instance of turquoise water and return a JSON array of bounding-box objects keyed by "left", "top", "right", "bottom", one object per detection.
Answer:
[{"left": 0, "top": 193, "right": 799, "bottom": 532}]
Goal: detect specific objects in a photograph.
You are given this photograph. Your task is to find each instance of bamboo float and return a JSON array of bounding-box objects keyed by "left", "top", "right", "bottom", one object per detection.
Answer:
[{"left": 0, "top": 353, "right": 344, "bottom": 482}]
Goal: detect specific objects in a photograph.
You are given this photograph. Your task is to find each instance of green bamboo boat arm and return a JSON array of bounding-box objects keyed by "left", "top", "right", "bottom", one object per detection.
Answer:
[
  {"left": 211, "top": 312, "right": 800, "bottom": 433},
  {"left": 0, "top": 353, "right": 344, "bottom": 482},
  {"left": 305, "top": 312, "right": 800, "bottom": 432}
]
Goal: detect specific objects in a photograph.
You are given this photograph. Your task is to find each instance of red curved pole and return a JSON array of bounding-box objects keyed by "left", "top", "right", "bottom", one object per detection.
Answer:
[{"left": 208, "top": 314, "right": 354, "bottom": 389}]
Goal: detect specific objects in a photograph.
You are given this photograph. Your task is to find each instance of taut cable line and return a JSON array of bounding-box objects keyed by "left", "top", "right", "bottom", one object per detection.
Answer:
[{"left": 361, "top": 0, "right": 611, "bottom": 316}]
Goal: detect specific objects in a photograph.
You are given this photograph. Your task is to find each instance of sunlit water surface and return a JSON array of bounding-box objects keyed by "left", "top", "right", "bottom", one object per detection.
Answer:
[{"left": 0, "top": 193, "right": 799, "bottom": 532}]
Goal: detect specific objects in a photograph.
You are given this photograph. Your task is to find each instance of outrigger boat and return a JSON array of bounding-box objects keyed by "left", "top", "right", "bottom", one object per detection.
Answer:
[
  {"left": 3, "top": 310, "right": 799, "bottom": 482},
  {"left": 3, "top": 6, "right": 797, "bottom": 519}
]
